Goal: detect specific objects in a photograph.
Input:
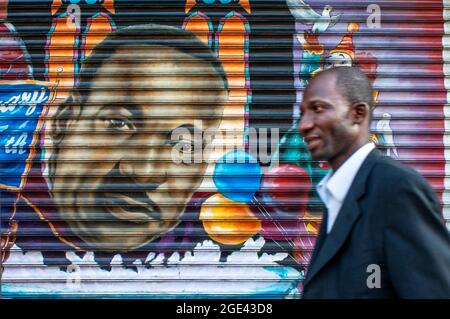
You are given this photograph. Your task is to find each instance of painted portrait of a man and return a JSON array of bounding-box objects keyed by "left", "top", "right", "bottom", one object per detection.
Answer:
[
  {"left": 1, "top": 5, "right": 311, "bottom": 295},
  {"left": 47, "top": 24, "right": 229, "bottom": 251}
]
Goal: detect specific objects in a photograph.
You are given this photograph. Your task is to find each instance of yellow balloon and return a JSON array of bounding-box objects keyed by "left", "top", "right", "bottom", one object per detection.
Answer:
[{"left": 200, "top": 194, "right": 262, "bottom": 245}]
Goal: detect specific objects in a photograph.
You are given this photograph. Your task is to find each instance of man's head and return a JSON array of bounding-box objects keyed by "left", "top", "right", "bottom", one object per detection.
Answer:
[
  {"left": 299, "top": 66, "right": 374, "bottom": 171},
  {"left": 49, "top": 24, "right": 228, "bottom": 251}
]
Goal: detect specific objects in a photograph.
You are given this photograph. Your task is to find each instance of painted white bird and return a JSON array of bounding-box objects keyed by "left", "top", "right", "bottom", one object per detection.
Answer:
[
  {"left": 376, "top": 113, "right": 398, "bottom": 158},
  {"left": 286, "top": 0, "right": 341, "bottom": 33}
]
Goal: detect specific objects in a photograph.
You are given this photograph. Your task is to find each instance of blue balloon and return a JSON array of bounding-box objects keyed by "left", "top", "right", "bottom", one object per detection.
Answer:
[{"left": 213, "top": 150, "right": 262, "bottom": 202}]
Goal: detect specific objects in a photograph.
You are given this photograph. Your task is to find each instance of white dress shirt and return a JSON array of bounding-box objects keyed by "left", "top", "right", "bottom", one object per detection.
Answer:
[{"left": 316, "top": 142, "right": 375, "bottom": 234}]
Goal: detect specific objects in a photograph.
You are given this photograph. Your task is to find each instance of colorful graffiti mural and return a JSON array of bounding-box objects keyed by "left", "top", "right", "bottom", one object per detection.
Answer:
[{"left": 1, "top": 0, "right": 449, "bottom": 298}]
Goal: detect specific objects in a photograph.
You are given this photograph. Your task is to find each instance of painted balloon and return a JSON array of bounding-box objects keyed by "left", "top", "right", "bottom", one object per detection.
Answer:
[
  {"left": 257, "top": 164, "right": 312, "bottom": 241},
  {"left": 200, "top": 193, "right": 262, "bottom": 245},
  {"left": 260, "top": 164, "right": 311, "bottom": 214},
  {"left": 213, "top": 150, "right": 261, "bottom": 202}
]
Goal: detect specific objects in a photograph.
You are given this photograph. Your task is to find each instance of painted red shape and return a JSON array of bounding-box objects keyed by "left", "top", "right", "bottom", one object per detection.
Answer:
[
  {"left": 258, "top": 164, "right": 312, "bottom": 242},
  {"left": 260, "top": 164, "right": 311, "bottom": 215},
  {"left": 0, "top": 22, "right": 32, "bottom": 80}
]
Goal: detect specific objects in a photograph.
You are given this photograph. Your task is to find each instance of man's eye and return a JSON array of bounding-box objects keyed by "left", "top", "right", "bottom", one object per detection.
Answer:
[
  {"left": 107, "top": 118, "right": 134, "bottom": 131},
  {"left": 313, "top": 105, "right": 323, "bottom": 112}
]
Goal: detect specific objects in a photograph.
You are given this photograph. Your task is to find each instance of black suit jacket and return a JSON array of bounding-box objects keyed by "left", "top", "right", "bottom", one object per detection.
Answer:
[{"left": 302, "top": 149, "right": 450, "bottom": 298}]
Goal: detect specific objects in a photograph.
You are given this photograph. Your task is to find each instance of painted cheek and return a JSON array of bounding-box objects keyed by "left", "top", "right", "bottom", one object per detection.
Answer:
[{"left": 176, "top": 165, "right": 204, "bottom": 192}]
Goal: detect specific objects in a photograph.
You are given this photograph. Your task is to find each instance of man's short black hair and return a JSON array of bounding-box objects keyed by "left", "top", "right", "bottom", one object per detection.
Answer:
[
  {"left": 76, "top": 23, "right": 228, "bottom": 102},
  {"left": 315, "top": 66, "right": 375, "bottom": 112}
]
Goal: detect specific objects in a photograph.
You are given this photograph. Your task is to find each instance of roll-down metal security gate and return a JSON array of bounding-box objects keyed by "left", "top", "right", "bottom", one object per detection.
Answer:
[{"left": 1, "top": 0, "right": 449, "bottom": 298}]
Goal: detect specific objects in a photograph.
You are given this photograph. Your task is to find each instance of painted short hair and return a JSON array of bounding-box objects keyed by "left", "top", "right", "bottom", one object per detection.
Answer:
[{"left": 77, "top": 23, "right": 228, "bottom": 102}]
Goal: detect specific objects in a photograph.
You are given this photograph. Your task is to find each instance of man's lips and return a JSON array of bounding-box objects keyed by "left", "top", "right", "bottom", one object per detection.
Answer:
[
  {"left": 101, "top": 193, "right": 162, "bottom": 223},
  {"left": 304, "top": 135, "right": 322, "bottom": 151}
]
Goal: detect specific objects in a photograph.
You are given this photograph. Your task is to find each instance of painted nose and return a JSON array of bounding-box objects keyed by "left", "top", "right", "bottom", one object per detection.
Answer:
[
  {"left": 119, "top": 147, "right": 168, "bottom": 186},
  {"left": 131, "top": 162, "right": 167, "bottom": 185}
]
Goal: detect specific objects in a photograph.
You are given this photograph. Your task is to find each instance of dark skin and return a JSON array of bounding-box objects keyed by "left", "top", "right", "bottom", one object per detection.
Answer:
[{"left": 299, "top": 72, "right": 372, "bottom": 172}]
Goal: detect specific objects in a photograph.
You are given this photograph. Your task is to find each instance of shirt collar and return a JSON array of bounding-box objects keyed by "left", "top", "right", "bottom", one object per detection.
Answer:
[{"left": 317, "top": 142, "right": 375, "bottom": 203}]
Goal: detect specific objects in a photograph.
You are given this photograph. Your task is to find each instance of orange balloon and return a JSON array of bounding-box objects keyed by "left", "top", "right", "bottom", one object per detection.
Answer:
[{"left": 200, "top": 194, "right": 262, "bottom": 245}]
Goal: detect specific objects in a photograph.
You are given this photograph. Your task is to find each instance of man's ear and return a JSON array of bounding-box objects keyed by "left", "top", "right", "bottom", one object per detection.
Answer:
[
  {"left": 351, "top": 102, "right": 370, "bottom": 125},
  {"left": 51, "top": 92, "right": 82, "bottom": 144}
]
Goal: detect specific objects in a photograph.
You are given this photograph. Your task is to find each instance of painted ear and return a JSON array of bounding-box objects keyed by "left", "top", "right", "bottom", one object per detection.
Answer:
[
  {"left": 352, "top": 102, "right": 370, "bottom": 125},
  {"left": 51, "top": 92, "right": 82, "bottom": 144}
]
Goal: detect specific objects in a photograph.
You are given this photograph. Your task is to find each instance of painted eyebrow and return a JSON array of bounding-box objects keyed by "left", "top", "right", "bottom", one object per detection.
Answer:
[
  {"left": 95, "top": 104, "right": 144, "bottom": 129},
  {"left": 122, "top": 104, "right": 144, "bottom": 118},
  {"left": 96, "top": 104, "right": 144, "bottom": 118},
  {"left": 165, "top": 124, "right": 203, "bottom": 142}
]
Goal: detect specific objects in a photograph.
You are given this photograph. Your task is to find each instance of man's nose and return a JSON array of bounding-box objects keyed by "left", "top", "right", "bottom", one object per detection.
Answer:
[
  {"left": 298, "top": 112, "right": 314, "bottom": 133},
  {"left": 119, "top": 147, "right": 168, "bottom": 185}
]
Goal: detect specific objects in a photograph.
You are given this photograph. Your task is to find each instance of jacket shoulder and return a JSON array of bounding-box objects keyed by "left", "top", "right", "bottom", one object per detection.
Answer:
[{"left": 370, "top": 154, "right": 429, "bottom": 188}]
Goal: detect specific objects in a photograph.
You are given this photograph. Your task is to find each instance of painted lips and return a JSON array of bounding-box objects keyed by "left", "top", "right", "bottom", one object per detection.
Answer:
[{"left": 102, "top": 192, "right": 162, "bottom": 223}]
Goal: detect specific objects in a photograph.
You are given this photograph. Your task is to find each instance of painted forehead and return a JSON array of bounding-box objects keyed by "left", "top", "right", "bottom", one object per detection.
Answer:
[
  {"left": 91, "top": 45, "right": 226, "bottom": 89},
  {"left": 81, "top": 45, "right": 227, "bottom": 117}
]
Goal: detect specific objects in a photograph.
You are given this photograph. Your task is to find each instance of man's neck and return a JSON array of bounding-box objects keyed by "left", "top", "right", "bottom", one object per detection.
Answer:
[{"left": 329, "top": 139, "right": 371, "bottom": 172}]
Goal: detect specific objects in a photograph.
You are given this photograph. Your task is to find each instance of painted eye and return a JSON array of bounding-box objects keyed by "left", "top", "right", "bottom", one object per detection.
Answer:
[
  {"left": 179, "top": 141, "right": 194, "bottom": 154},
  {"left": 324, "top": 62, "right": 333, "bottom": 69},
  {"left": 107, "top": 118, "right": 134, "bottom": 131},
  {"left": 337, "top": 54, "right": 352, "bottom": 66},
  {"left": 110, "top": 118, "right": 125, "bottom": 127}
]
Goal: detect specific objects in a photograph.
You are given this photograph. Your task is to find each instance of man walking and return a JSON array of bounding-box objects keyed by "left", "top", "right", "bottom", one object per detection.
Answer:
[{"left": 299, "top": 66, "right": 450, "bottom": 298}]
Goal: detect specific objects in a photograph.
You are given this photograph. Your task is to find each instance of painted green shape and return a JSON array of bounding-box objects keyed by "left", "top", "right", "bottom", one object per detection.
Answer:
[
  {"left": 272, "top": 121, "right": 313, "bottom": 182},
  {"left": 271, "top": 120, "right": 330, "bottom": 186},
  {"left": 299, "top": 51, "right": 321, "bottom": 87}
]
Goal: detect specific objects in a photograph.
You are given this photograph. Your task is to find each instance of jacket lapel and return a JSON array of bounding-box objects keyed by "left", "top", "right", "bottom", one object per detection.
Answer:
[
  {"left": 306, "top": 206, "right": 328, "bottom": 272},
  {"left": 303, "top": 149, "right": 381, "bottom": 289}
]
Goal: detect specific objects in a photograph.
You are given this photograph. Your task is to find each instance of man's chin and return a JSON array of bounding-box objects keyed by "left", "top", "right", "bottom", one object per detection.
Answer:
[{"left": 309, "top": 149, "right": 326, "bottom": 161}]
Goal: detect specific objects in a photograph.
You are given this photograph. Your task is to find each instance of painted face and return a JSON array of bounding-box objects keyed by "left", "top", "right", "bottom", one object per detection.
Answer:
[
  {"left": 51, "top": 46, "right": 227, "bottom": 251},
  {"left": 324, "top": 52, "right": 353, "bottom": 69},
  {"left": 299, "top": 72, "right": 357, "bottom": 167}
]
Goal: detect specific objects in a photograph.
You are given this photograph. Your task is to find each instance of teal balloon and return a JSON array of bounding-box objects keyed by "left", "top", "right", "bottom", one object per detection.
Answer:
[
  {"left": 213, "top": 150, "right": 262, "bottom": 202},
  {"left": 277, "top": 120, "right": 330, "bottom": 185},
  {"left": 277, "top": 120, "right": 313, "bottom": 176}
]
